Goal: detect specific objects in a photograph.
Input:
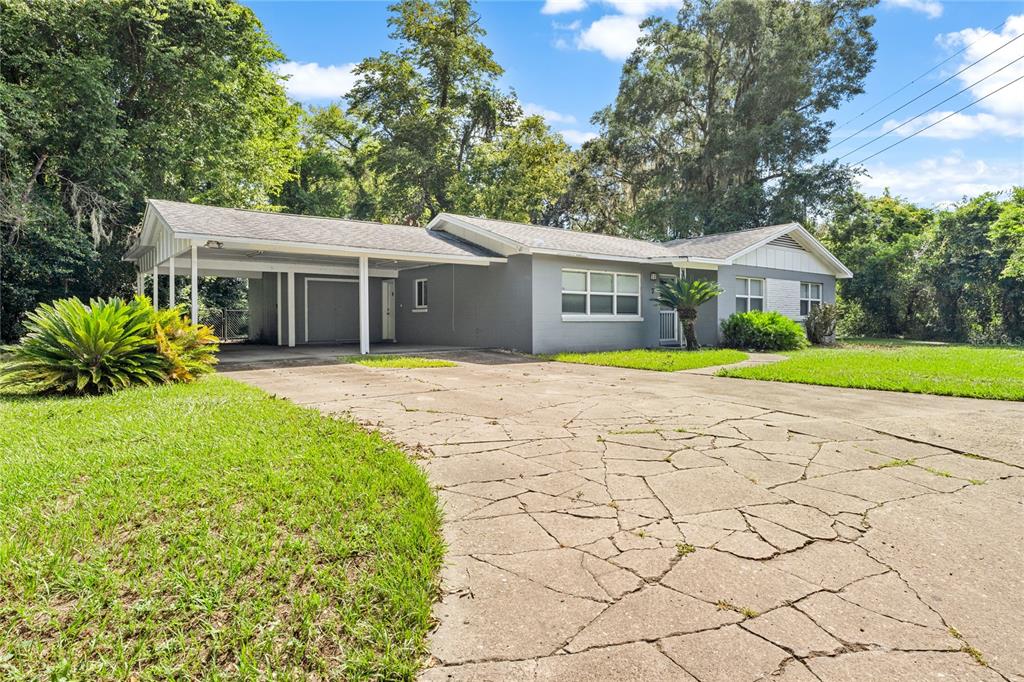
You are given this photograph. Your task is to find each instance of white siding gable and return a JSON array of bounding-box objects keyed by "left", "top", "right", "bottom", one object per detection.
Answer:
[
  {"left": 767, "top": 278, "right": 801, "bottom": 319},
  {"left": 734, "top": 242, "right": 832, "bottom": 275}
]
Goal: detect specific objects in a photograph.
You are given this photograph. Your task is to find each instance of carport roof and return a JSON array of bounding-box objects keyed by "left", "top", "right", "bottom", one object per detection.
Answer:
[{"left": 138, "top": 199, "right": 500, "bottom": 260}]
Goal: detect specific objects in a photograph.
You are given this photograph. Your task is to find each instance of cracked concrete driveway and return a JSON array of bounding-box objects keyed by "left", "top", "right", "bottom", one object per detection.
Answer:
[{"left": 230, "top": 351, "right": 1024, "bottom": 682}]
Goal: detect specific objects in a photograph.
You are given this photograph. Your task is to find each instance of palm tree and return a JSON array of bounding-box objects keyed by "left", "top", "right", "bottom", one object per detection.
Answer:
[{"left": 653, "top": 279, "right": 723, "bottom": 351}]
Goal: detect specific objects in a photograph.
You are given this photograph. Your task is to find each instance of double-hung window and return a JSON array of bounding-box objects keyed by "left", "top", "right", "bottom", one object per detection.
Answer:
[
  {"left": 735, "top": 277, "right": 764, "bottom": 313},
  {"left": 561, "top": 270, "right": 641, "bottom": 318},
  {"left": 800, "top": 282, "right": 822, "bottom": 316},
  {"left": 414, "top": 279, "right": 428, "bottom": 311}
]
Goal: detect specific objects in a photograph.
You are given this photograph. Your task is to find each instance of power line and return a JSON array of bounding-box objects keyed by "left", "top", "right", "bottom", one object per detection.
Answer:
[
  {"left": 838, "top": 17, "right": 1009, "bottom": 128},
  {"left": 851, "top": 73, "right": 1024, "bottom": 166},
  {"left": 836, "top": 53, "right": 1024, "bottom": 161},
  {"left": 829, "top": 30, "right": 1023, "bottom": 151}
]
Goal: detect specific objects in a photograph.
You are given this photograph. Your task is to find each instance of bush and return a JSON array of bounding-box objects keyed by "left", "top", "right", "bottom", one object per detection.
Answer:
[
  {"left": 805, "top": 303, "right": 839, "bottom": 345},
  {"left": 0, "top": 296, "right": 218, "bottom": 395},
  {"left": 720, "top": 310, "right": 808, "bottom": 351}
]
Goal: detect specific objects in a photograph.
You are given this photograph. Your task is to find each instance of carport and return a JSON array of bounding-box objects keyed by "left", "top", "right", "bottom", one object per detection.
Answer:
[{"left": 123, "top": 200, "right": 504, "bottom": 354}]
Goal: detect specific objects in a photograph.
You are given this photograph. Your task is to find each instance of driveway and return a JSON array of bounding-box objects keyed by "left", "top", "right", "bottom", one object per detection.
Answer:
[{"left": 230, "top": 352, "right": 1024, "bottom": 681}]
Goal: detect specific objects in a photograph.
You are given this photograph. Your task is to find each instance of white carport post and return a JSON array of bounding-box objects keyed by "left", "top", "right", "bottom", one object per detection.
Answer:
[
  {"left": 151, "top": 264, "right": 158, "bottom": 308},
  {"left": 359, "top": 256, "right": 370, "bottom": 355},
  {"left": 287, "top": 271, "right": 296, "bottom": 347},
  {"left": 276, "top": 272, "right": 283, "bottom": 346},
  {"left": 136, "top": 271, "right": 144, "bottom": 296},
  {"left": 190, "top": 244, "right": 199, "bottom": 324},
  {"left": 168, "top": 254, "right": 175, "bottom": 307}
]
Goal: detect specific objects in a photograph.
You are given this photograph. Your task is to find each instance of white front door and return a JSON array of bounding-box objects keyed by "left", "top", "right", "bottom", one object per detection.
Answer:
[{"left": 382, "top": 280, "right": 396, "bottom": 341}]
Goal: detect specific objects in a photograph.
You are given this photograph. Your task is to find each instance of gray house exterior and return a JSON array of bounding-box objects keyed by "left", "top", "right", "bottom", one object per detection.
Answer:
[{"left": 125, "top": 201, "right": 852, "bottom": 354}]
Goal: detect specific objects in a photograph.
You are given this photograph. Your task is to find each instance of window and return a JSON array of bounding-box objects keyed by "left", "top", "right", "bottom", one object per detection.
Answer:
[
  {"left": 414, "top": 279, "right": 428, "bottom": 310},
  {"left": 735, "top": 277, "right": 764, "bottom": 313},
  {"left": 561, "top": 269, "right": 641, "bottom": 319},
  {"left": 800, "top": 282, "right": 822, "bottom": 316}
]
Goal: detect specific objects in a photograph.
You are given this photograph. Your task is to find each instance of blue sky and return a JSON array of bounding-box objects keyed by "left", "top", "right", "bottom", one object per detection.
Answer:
[{"left": 247, "top": 0, "right": 1024, "bottom": 206}]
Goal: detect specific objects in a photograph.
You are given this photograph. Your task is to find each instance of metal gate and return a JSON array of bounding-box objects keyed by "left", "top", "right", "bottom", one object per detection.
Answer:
[
  {"left": 659, "top": 309, "right": 679, "bottom": 345},
  {"left": 200, "top": 308, "right": 249, "bottom": 340}
]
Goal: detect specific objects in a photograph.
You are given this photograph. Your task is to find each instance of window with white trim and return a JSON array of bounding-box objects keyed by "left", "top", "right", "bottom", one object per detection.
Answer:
[
  {"left": 735, "top": 277, "right": 764, "bottom": 313},
  {"left": 800, "top": 282, "right": 822, "bottom": 316},
  {"left": 414, "top": 279, "right": 428, "bottom": 310},
  {"left": 561, "top": 270, "right": 641, "bottom": 318}
]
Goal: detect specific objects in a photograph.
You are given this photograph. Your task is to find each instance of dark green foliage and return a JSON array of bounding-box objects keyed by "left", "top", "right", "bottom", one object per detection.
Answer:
[
  {"left": 1, "top": 0, "right": 299, "bottom": 341},
  {"left": 821, "top": 189, "right": 1024, "bottom": 343},
  {"left": 721, "top": 310, "right": 808, "bottom": 351},
  {"left": 653, "top": 279, "right": 723, "bottom": 350},
  {"left": 565, "top": 0, "right": 877, "bottom": 237},
  {"left": 0, "top": 296, "right": 219, "bottom": 395},
  {"left": 805, "top": 303, "right": 839, "bottom": 345},
  {"left": 0, "top": 297, "right": 168, "bottom": 394}
]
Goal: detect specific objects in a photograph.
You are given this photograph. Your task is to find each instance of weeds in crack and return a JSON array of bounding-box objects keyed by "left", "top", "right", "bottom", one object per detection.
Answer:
[
  {"left": 922, "top": 467, "right": 953, "bottom": 478},
  {"left": 969, "top": 479, "right": 985, "bottom": 486},
  {"left": 873, "top": 458, "right": 915, "bottom": 469},
  {"left": 949, "top": 627, "right": 988, "bottom": 666},
  {"left": 676, "top": 542, "right": 696, "bottom": 557}
]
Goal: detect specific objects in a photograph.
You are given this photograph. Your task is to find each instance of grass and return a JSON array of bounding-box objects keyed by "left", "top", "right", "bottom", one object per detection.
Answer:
[
  {"left": 718, "top": 339, "right": 1024, "bottom": 401},
  {"left": 344, "top": 355, "right": 457, "bottom": 368},
  {"left": 0, "top": 377, "right": 444, "bottom": 679},
  {"left": 547, "top": 348, "right": 747, "bottom": 372}
]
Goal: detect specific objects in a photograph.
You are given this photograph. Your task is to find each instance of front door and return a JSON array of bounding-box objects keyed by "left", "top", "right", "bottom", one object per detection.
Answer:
[
  {"left": 381, "top": 279, "right": 396, "bottom": 341},
  {"left": 657, "top": 275, "right": 679, "bottom": 345}
]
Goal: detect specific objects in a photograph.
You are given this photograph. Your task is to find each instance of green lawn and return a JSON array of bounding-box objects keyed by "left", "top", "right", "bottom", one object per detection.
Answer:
[
  {"left": 346, "top": 355, "right": 457, "bottom": 368},
  {"left": 718, "top": 339, "right": 1024, "bottom": 401},
  {"left": 548, "top": 348, "right": 748, "bottom": 372},
  {"left": 0, "top": 377, "right": 443, "bottom": 679}
]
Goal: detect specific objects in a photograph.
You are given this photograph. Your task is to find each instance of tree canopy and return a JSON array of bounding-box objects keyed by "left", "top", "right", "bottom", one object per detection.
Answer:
[
  {"left": 569, "top": 0, "right": 877, "bottom": 239},
  {"left": 1, "top": 0, "right": 299, "bottom": 339}
]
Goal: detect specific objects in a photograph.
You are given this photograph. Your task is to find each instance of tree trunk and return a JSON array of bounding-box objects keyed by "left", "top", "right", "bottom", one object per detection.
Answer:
[{"left": 682, "top": 319, "right": 700, "bottom": 351}]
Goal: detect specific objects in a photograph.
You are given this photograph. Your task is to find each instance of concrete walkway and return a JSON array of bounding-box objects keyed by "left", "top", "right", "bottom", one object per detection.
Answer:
[{"left": 230, "top": 351, "right": 1024, "bottom": 682}]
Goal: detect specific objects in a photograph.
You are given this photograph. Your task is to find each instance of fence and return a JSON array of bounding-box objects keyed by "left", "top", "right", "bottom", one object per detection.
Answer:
[{"left": 200, "top": 308, "right": 249, "bottom": 341}]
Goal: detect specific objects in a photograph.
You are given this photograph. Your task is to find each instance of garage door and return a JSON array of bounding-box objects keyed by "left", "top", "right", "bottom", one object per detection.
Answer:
[{"left": 306, "top": 279, "right": 359, "bottom": 342}]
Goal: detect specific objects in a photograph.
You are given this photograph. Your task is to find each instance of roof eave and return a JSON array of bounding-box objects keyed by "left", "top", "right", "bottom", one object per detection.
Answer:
[{"left": 170, "top": 232, "right": 507, "bottom": 266}]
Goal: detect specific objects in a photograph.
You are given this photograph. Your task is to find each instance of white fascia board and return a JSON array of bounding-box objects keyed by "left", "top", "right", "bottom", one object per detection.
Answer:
[
  {"left": 724, "top": 223, "right": 853, "bottom": 279},
  {"left": 171, "top": 233, "right": 506, "bottom": 266},
  {"left": 427, "top": 214, "right": 526, "bottom": 257},
  {"left": 159, "top": 258, "right": 399, "bottom": 279},
  {"left": 123, "top": 204, "right": 161, "bottom": 260},
  {"left": 530, "top": 248, "right": 672, "bottom": 264}
]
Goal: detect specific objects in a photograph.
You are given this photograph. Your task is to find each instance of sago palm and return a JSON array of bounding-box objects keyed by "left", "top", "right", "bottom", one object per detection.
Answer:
[
  {"left": 653, "top": 279, "right": 723, "bottom": 351},
  {"left": 0, "top": 297, "right": 168, "bottom": 394}
]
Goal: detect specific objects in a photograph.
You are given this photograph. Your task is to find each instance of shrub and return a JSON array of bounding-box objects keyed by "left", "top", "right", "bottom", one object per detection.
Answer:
[
  {"left": 720, "top": 310, "right": 808, "bottom": 351},
  {"left": 155, "top": 306, "right": 219, "bottom": 381},
  {"left": 805, "top": 303, "right": 839, "bottom": 345},
  {"left": 0, "top": 297, "right": 219, "bottom": 395}
]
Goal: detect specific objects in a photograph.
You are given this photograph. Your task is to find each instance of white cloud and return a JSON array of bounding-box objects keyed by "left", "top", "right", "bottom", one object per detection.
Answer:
[
  {"left": 858, "top": 152, "right": 1023, "bottom": 205},
  {"left": 882, "top": 0, "right": 943, "bottom": 19},
  {"left": 542, "top": 0, "right": 587, "bottom": 14},
  {"left": 881, "top": 16, "right": 1024, "bottom": 140},
  {"left": 523, "top": 103, "right": 578, "bottom": 125},
  {"left": 577, "top": 14, "right": 644, "bottom": 59},
  {"left": 273, "top": 61, "right": 358, "bottom": 100},
  {"left": 558, "top": 129, "right": 599, "bottom": 145},
  {"left": 604, "top": 0, "right": 679, "bottom": 17}
]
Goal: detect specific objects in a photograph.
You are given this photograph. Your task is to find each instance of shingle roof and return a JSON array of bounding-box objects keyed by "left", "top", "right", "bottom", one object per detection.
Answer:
[
  {"left": 442, "top": 214, "right": 674, "bottom": 259},
  {"left": 442, "top": 214, "right": 801, "bottom": 262},
  {"left": 664, "top": 223, "right": 798, "bottom": 259},
  {"left": 148, "top": 200, "right": 499, "bottom": 259}
]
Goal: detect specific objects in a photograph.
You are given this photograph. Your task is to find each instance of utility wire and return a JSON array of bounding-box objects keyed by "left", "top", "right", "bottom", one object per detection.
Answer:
[
  {"left": 838, "top": 17, "right": 1009, "bottom": 128},
  {"left": 829, "top": 30, "right": 1023, "bottom": 151},
  {"left": 851, "top": 73, "right": 1024, "bottom": 166},
  {"left": 836, "top": 53, "right": 1024, "bottom": 161}
]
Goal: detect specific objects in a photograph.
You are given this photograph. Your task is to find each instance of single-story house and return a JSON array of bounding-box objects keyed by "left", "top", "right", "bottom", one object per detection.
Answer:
[{"left": 124, "top": 199, "right": 852, "bottom": 354}]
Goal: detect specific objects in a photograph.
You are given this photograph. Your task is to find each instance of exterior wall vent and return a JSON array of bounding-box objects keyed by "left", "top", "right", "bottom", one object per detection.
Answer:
[{"left": 768, "top": 233, "right": 804, "bottom": 250}]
